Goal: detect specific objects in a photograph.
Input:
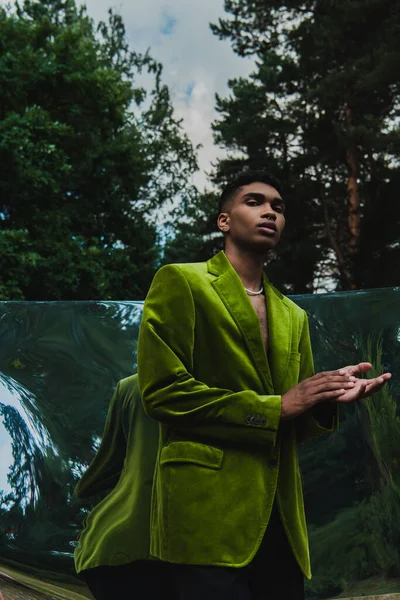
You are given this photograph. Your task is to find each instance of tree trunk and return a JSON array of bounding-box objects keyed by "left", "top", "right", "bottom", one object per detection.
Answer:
[
  {"left": 322, "top": 197, "right": 354, "bottom": 290},
  {"left": 345, "top": 107, "right": 361, "bottom": 290},
  {"left": 317, "top": 167, "right": 355, "bottom": 291}
]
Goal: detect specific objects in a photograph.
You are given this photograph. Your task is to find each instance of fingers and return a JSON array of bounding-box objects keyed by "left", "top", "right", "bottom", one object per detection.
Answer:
[
  {"left": 314, "top": 379, "right": 357, "bottom": 394},
  {"left": 338, "top": 363, "right": 372, "bottom": 376},
  {"left": 309, "top": 372, "right": 358, "bottom": 400},
  {"left": 302, "top": 369, "right": 391, "bottom": 408},
  {"left": 364, "top": 382, "right": 384, "bottom": 397},
  {"left": 318, "top": 389, "right": 348, "bottom": 401},
  {"left": 313, "top": 379, "right": 364, "bottom": 402},
  {"left": 334, "top": 371, "right": 392, "bottom": 403},
  {"left": 311, "top": 372, "right": 357, "bottom": 392},
  {"left": 378, "top": 372, "right": 392, "bottom": 382},
  {"left": 313, "top": 372, "right": 358, "bottom": 385},
  {"left": 314, "top": 370, "right": 356, "bottom": 380},
  {"left": 363, "top": 373, "right": 392, "bottom": 397},
  {"left": 312, "top": 369, "right": 391, "bottom": 394},
  {"left": 317, "top": 382, "right": 365, "bottom": 402},
  {"left": 337, "top": 380, "right": 368, "bottom": 403}
]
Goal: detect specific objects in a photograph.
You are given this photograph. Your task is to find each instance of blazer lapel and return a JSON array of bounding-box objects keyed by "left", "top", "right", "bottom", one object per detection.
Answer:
[
  {"left": 208, "top": 252, "right": 274, "bottom": 394},
  {"left": 263, "top": 274, "right": 291, "bottom": 395}
]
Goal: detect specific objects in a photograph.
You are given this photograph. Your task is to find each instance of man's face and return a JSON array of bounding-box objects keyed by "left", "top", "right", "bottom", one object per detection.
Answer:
[{"left": 217, "top": 181, "right": 286, "bottom": 252}]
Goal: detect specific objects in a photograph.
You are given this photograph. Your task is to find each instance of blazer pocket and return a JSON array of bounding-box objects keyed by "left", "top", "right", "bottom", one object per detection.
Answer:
[{"left": 160, "top": 441, "right": 223, "bottom": 470}]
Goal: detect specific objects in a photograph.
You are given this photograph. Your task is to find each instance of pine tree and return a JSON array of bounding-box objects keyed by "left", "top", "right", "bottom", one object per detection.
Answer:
[{"left": 206, "top": 0, "right": 400, "bottom": 292}]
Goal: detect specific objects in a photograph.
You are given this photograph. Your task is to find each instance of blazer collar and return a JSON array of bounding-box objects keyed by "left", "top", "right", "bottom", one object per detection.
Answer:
[{"left": 207, "top": 251, "right": 291, "bottom": 395}]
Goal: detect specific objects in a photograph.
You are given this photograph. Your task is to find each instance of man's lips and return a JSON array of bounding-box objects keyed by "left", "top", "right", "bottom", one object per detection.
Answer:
[{"left": 257, "top": 222, "right": 277, "bottom": 233}]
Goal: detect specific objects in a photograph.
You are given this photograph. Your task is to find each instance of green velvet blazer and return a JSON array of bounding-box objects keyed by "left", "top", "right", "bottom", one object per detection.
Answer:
[
  {"left": 138, "top": 251, "right": 337, "bottom": 579},
  {"left": 74, "top": 374, "right": 159, "bottom": 573}
]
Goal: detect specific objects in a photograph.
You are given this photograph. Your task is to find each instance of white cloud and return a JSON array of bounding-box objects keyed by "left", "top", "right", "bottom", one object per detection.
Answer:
[{"left": 79, "top": 0, "right": 255, "bottom": 189}]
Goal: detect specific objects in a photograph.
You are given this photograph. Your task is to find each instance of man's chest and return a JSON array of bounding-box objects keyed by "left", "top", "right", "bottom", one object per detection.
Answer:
[{"left": 248, "top": 295, "right": 268, "bottom": 350}]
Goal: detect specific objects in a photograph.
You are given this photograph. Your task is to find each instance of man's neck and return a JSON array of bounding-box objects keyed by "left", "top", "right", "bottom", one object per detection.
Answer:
[{"left": 224, "top": 246, "right": 266, "bottom": 291}]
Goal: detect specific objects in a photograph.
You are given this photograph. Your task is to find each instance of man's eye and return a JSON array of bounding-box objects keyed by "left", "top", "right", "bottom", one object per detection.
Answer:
[
  {"left": 274, "top": 205, "right": 285, "bottom": 214},
  {"left": 247, "top": 200, "right": 258, "bottom": 206}
]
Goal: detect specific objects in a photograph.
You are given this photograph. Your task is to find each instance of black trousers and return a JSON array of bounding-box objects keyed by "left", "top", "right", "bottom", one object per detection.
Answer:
[
  {"left": 82, "top": 560, "right": 175, "bottom": 600},
  {"left": 82, "top": 505, "right": 304, "bottom": 600},
  {"left": 171, "top": 503, "right": 304, "bottom": 600}
]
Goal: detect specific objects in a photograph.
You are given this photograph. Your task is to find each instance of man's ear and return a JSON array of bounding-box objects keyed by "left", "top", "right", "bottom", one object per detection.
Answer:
[{"left": 217, "top": 212, "right": 230, "bottom": 233}]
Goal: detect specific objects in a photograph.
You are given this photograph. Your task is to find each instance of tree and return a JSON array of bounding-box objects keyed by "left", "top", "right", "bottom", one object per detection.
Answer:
[
  {"left": 201, "top": 0, "right": 400, "bottom": 293},
  {"left": 0, "top": 0, "right": 198, "bottom": 300},
  {"left": 163, "top": 191, "right": 224, "bottom": 265}
]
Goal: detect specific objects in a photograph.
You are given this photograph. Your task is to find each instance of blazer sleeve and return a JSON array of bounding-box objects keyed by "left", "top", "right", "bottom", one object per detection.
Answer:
[
  {"left": 74, "top": 382, "right": 127, "bottom": 499},
  {"left": 295, "top": 310, "right": 339, "bottom": 444},
  {"left": 138, "top": 264, "right": 282, "bottom": 448}
]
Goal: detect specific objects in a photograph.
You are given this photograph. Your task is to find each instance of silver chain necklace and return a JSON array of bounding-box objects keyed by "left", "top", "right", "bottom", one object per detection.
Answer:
[{"left": 244, "top": 286, "right": 264, "bottom": 296}]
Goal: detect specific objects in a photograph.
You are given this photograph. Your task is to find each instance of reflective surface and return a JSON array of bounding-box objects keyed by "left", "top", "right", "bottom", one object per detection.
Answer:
[
  {"left": 0, "top": 302, "right": 143, "bottom": 599},
  {"left": 0, "top": 291, "right": 399, "bottom": 599}
]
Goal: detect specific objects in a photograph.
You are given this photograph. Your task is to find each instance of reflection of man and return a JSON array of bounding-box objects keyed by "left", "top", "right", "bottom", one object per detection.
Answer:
[
  {"left": 74, "top": 374, "right": 174, "bottom": 600},
  {"left": 138, "top": 170, "right": 391, "bottom": 600}
]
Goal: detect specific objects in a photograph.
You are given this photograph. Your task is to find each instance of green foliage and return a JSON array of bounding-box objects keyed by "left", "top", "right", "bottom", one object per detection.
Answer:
[
  {"left": 163, "top": 191, "right": 224, "bottom": 265},
  {"left": 360, "top": 338, "right": 400, "bottom": 487},
  {"left": 203, "top": 0, "right": 400, "bottom": 293},
  {"left": 301, "top": 334, "right": 400, "bottom": 597},
  {"left": 306, "top": 488, "right": 400, "bottom": 599},
  {"left": 307, "top": 503, "right": 377, "bottom": 595},
  {"left": 364, "top": 482, "right": 400, "bottom": 577},
  {"left": 0, "top": 0, "right": 198, "bottom": 299},
  {"left": 353, "top": 338, "right": 400, "bottom": 577}
]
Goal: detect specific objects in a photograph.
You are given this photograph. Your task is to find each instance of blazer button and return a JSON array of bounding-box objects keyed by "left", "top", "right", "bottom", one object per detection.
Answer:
[
  {"left": 260, "top": 418, "right": 266, "bottom": 427},
  {"left": 245, "top": 416, "right": 252, "bottom": 424}
]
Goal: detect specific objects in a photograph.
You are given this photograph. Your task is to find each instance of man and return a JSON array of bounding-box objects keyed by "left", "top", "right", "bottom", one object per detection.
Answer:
[
  {"left": 137, "top": 170, "right": 391, "bottom": 600},
  {"left": 74, "top": 374, "right": 174, "bottom": 599}
]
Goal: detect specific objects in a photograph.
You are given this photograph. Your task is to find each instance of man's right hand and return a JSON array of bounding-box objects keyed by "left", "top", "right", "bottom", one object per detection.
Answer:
[{"left": 281, "top": 369, "right": 359, "bottom": 420}]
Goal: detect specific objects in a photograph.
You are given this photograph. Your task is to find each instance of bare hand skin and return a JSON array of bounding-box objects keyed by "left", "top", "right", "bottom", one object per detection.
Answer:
[
  {"left": 335, "top": 362, "right": 392, "bottom": 403},
  {"left": 281, "top": 370, "right": 357, "bottom": 420},
  {"left": 281, "top": 363, "right": 392, "bottom": 420}
]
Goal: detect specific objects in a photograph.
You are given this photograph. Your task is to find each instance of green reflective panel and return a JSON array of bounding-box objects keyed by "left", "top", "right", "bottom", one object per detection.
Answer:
[
  {"left": 0, "top": 302, "right": 144, "bottom": 599},
  {"left": 297, "top": 288, "right": 400, "bottom": 599},
  {"left": 0, "top": 291, "right": 399, "bottom": 599}
]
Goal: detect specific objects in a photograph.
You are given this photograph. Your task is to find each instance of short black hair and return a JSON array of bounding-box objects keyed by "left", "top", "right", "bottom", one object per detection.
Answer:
[{"left": 218, "top": 170, "right": 282, "bottom": 215}]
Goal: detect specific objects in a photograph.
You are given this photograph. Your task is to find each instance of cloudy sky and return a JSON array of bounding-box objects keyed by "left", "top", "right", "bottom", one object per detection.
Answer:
[{"left": 78, "top": 0, "right": 254, "bottom": 189}]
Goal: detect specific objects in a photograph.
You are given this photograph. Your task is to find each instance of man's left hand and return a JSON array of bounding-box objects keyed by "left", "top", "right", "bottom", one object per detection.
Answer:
[{"left": 336, "top": 362, "right": 391, "bottom": 403}]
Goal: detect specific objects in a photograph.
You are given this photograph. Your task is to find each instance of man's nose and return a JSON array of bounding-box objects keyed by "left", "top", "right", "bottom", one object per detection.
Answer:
[{"left": 260, "top": 205, "right": 276, "bottom": 220}]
